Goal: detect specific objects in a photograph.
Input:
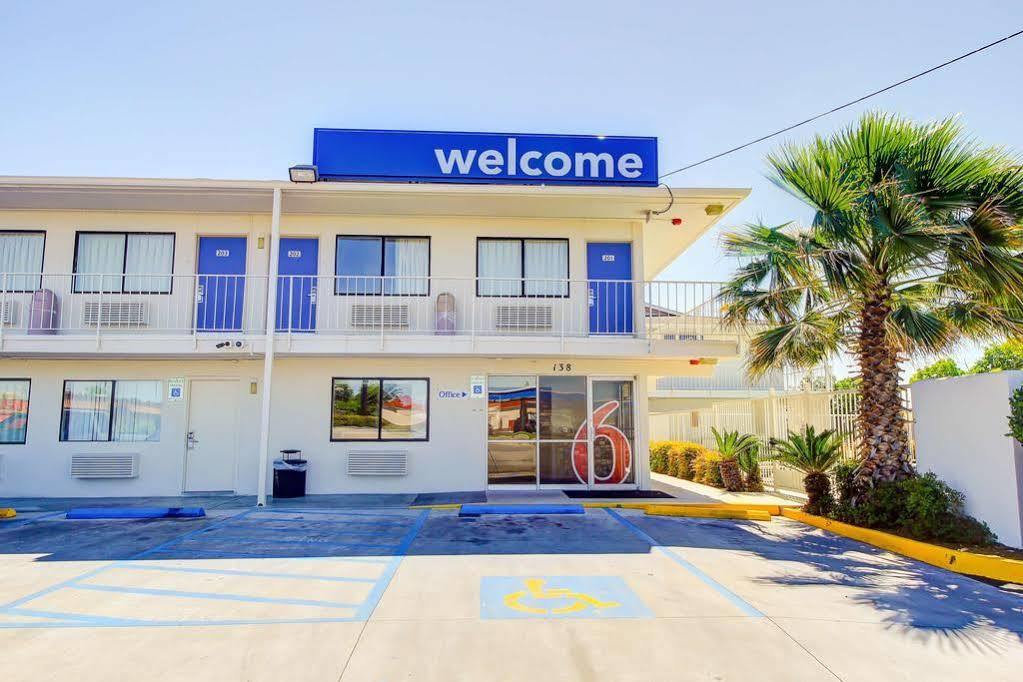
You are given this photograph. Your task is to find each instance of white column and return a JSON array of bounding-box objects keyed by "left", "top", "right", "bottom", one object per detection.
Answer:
[{"left": 256, "top": 187, "right": 282, "bottom": 507}]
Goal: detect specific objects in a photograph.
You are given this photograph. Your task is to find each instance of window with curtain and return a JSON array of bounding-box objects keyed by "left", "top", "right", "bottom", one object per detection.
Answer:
[
  {"left": 0, "top": 232, "right": 45, "bottom": 292},
  {"left": 331, "top": 377, "right": 428, "bottom": 441},
  {"left": 60, "top": 380, "right": 162, "bottom": 442},
  {"left": 0, "top": 379, "right": 31, "bottom": 444},
  {"left": 335, "top": 236, "right": 429, "bottom": 295},
  {"left": 73, "top": 233, "right": 175, "bottom": 294},
  {"left": 477, "top": 238, "right": 568, "bottom": 297}
]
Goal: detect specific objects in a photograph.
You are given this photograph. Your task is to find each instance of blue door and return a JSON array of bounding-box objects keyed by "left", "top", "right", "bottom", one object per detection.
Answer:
[
  {"left": 587, "top": 243, "right": 633, "bottom": 335},
  {"left": 196, "top": 236, "right": 247, "bottom": 332},
  {"left": 276, "top": 238, "right": 319, "bottom": 332}
]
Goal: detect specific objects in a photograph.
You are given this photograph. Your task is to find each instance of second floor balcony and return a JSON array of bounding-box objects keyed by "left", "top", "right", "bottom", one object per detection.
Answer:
[{"left": 0, "top": 273, "right": 739, "bottom": 358}]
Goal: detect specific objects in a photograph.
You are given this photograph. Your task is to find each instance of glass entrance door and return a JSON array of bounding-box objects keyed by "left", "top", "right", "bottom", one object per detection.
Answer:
[{"left": 486, "top": 375, "right": 636, "bottom": 489}]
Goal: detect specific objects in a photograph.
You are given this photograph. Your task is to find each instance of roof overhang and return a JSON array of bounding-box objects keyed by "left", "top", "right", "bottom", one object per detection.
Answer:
[{"left": 0, "top": 176, "right": 748, "bottom": 279}]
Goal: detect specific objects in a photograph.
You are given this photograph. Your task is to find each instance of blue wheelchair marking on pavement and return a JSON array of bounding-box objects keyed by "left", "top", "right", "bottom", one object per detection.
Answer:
[{"left": 480, "top": 576, "right": 651, "bottom": 620}]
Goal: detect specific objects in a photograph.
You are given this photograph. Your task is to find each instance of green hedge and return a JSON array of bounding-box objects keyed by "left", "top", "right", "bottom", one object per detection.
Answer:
[{"left": 649, "top": 441, "right": 708, "bottom": 482}]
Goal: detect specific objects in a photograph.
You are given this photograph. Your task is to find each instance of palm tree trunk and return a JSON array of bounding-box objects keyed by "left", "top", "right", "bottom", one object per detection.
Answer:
[{"left": 854, "top": 293, "right": 914, "bottom": 488}]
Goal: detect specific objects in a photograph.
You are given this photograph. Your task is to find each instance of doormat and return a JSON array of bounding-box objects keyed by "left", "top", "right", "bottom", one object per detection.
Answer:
[
  {"left": 562, "top": 490, "right": 675, "bottom": 499},
  {"left": 412, "top": 491, "right": 487, "bottom": 506}
]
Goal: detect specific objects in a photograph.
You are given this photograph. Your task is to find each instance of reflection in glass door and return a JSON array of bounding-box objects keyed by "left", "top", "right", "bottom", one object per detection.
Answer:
[{"left": 487, "top": 375, "right": 635, "bottom": 489}]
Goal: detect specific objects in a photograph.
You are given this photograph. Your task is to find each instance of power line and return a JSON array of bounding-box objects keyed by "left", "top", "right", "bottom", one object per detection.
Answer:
[{"left": 659, "top": 28, "right": 1023, "bottom": 180}]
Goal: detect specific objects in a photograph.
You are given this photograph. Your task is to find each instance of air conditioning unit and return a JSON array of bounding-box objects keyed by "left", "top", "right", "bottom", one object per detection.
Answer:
[
  {"left": 70, "top": 453, "right": 140, "bottom": 479},
  {"left": 495, "top": 304, "right": 553, "bottom": 330},
  {"left": 347, "top": 450, "right": 407, "bottom": 476},
  {"left": 350, "top": 304, "right": 410, "bottom": 329},
  {"left": 82, "top": 301, "right": 148, "bottom": 327},
  {"left": 0, "top": 300, "right": 16, "bottom": 326}
]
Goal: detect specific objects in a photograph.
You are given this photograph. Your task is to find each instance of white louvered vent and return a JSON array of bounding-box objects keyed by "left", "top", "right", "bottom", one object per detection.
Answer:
[
  {"left": 70, "top": 454, "right": 140, "bottom": 479},
  {"left": 494, "top": 304, "right": 553, "bottom": 330},
  {"left": 0, "top": 300, "right": 17, "bottom": 326},
  {"left": 83, "top": 302, "right": 148, "bottom": 327},
  {"left": 347, "top": 450, "right": 407, "bottom": 476},
  {"left": 350, "top": 304, "right": 410, "bottom": 329}
]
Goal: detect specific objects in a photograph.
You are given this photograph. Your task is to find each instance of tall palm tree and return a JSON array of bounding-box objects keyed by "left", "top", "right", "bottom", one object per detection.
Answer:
[{"left": 720, "top": 113, "right": 1023, "bottom": 490}]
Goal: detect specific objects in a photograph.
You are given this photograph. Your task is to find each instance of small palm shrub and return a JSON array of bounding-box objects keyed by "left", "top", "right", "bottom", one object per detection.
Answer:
[
  {"left": 736, "top": 443, "right": 764, "bottom": 493},
  {"left": 693, "top": 450, "right": 725, "bottom": 487},
  {"left": 711, "top": 428, "right": 759, "bottom": 492},
  {"left": 771, "top": 426, "right": 845, "bottom": 515}
]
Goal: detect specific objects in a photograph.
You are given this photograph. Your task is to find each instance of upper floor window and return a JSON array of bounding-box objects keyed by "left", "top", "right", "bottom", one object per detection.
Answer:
[
  {"left": 335, "top": 236, "right": 429, "bottom": 295},
  {"left": 477, "top": 238, "right": 568, "bottom": 297},
  {"left": 0, "top": 231, "right": 45, "bottom": 292},
  {"left": 73, "top": 232, "right": 175, "bottom": 294},
  {"left": 59, "top": 379, "right": 162, "bottom": 442},
  {"left": 0, "top": 379, "right": 31, "bottom": 444}
]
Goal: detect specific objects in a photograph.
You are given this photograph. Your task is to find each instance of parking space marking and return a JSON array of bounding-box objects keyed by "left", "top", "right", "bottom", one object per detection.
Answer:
[
  {"left": 605, "top": 508, "right": 764, "bottom": 618},
  {"left": 481, "top": 576, "right": 652, "bottom": 620},
  {"left": 0, "top": 508, "right": 431, "bottom": 629}
]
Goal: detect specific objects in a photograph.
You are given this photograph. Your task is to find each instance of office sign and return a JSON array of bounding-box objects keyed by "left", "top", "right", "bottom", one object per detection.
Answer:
[{"left": 313, "top": 129, "right": 658, "bottom": 186}]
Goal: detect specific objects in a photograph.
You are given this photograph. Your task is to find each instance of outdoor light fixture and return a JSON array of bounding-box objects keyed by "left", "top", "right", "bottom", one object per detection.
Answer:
[
  {"left": 704, "top": 203, "right": 724, "bottom": 216},
  {"left": 288, "top": 164, "right": 319, "bottom": 183}
]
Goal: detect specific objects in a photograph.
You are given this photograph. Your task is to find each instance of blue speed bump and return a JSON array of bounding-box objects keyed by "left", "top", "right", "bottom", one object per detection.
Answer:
[
  {"left": 66, "top": 507, "right": 206, "bottom": 520},
  {"left": 480, "top": 576, "right": 651, "bottom": 619}
]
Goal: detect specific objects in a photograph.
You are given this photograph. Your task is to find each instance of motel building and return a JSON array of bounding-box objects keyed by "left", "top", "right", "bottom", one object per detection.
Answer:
[{"left": 0, "top": 129, "right": 747, "bottom": 504}]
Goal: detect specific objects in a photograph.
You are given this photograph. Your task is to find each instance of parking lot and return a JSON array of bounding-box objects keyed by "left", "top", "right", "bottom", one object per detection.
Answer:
[{"left": 1, "top": 506, "right": 1022, "bottom": 681}]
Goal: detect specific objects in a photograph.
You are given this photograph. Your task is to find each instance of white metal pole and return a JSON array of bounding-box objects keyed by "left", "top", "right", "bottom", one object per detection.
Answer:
[{"left": 256, "top": 187, "right": 282, "bottom": 507}]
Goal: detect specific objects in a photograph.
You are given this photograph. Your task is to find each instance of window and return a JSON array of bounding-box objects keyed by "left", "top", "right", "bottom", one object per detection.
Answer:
[
  {"left": 0, "top": 379, "right": 31, "bottom": 444},
  {"left": 334, "top": 236, "right": 429, "bottom": 295},
  {"left": 59, "top": 380, "right": 162, "bottom": 442},
  {"left": 73, "top": 232, "right": 175, "bottom": 294},
  {"left": 477, "top": 238, "right": 568, "bottom": 297},
  {"left": 0, "top": 232, "right": 45, "bottom": 292},
  {"left": 331, "top": 378, "right": 428, "bottom": 441}
]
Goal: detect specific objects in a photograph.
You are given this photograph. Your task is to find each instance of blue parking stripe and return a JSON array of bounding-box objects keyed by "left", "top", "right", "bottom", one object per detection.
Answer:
[
  {"left": 71, "top": 583, "right": 362, "bottom": 610},
  {"left": 605, "top": 509, "right": 764, "bottom": 618},
  {"left": 119, "top": 564, "right": 379, "bottom": 583},
  {"left": 6, "top": 607, "right": 152, "bottom": 626},
  {"left": 254, "top": 508, "right": 412, "bottom": 518},
  {"left": 140, "top": 548, "right": 394, "bottom": 560},
  {"left": 181, "top": 534, "right": 402, "bottom": 549},
  {"left": 0, "top": 615, "right": 363, "bottom": 629},
  {"left": 355, "top": 509, "right": 430, "bottom": 621}
]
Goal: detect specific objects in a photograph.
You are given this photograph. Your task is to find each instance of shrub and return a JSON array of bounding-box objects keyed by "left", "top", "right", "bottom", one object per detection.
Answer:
[
  {"left": 668, "top": 442, "right": 703, "bottom": 480},
  {"left": 1007, "top": 385, "right": 1023, "bottom": 444},
  {"left": 770, "top": 426, "right": 845, "bottom": 515},
  {"left": 649, "top": 441, "right": 672, "bottom": 474},
  {"left": 831, "top": 460, "right": 862, "bottom": 506},
  {"left": 833, "top": 473, "right": 996, "bottom": 546},
  {"left": 693, "top": 450, "right": 725, "bottom": 487}
]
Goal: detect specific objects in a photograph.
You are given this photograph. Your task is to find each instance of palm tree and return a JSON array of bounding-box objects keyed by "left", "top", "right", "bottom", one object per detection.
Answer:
[
  {"left": 771, "top": 426, "right": 845, "bottom": 514},
  {"left": 736, "top": 444, "right": 765, "bottom": 493},
  {"left": 710, "top": 428, "right": 759, "bottom": 492},
  {"left": 720, "top": 113, "right": 1023, "bottom": 491}
]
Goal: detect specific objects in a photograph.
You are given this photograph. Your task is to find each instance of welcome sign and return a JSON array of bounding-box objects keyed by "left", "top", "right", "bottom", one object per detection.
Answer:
[{"left": 312, "top": 129, "right": 658, "bottom": 186}]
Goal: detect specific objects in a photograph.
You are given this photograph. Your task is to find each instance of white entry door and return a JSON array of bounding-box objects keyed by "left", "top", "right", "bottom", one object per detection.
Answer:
[{"left": 184, "top": 379, "right": 240, "bottom": 492}]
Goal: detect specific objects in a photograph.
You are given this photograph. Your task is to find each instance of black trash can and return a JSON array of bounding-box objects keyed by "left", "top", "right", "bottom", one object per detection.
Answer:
[{"left": 272, "top": 449, "right": 308, "bottom": 498}]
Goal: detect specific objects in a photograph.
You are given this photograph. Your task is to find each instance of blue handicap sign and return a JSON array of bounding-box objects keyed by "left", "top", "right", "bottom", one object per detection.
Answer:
[{"left": 480, "top": 576, "right": 651, "bottom": 620}]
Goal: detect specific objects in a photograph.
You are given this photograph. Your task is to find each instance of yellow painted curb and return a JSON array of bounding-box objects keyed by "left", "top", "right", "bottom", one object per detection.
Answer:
[
  {"left": 0, "top": 508, "right": 16, "bottom": 519},
  {"left": 645, "top": 506, "right": 772, "bottom": 522},
  {"left": 782, "top": 509, "right": 1023, "bottom": 585},
  {"left": 584, "top": 502, "right": 791, "bottom": 515}
]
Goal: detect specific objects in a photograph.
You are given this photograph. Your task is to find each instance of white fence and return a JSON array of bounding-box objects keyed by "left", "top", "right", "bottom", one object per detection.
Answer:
[{"left": 650, "top": 387, "right": 914, "bottom": 494}]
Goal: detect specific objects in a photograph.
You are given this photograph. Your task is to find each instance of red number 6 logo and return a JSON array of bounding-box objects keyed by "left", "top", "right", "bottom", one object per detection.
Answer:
[{"left": 571, "top": 401, "right": 632, "bottom": 485}]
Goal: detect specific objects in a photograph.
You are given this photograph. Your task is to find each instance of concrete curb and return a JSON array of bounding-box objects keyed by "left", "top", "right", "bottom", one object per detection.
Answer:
[
  {"left": 644, "top": 505, "right": 772, "bottom": 521},
  {"left": 781, "top": 508, "right": 1023, "bottom": 585}
]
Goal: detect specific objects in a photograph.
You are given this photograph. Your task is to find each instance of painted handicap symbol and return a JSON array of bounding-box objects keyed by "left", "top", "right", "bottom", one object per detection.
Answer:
[
  {"left": 480, "top": 576, "right": 651, "bottom": 620},
  {"left": 503, "top": 578, "right": 620, "bottom": 615}
]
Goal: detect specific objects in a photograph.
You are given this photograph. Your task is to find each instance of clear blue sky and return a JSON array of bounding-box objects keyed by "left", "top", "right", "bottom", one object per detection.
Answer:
[{"left": 3, "top": 0, "right": 1021, "bottom": 372}]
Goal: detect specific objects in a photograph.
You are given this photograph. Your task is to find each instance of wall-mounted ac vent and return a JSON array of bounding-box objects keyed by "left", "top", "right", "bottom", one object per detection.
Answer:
[
  {"left": 83, "top": 302, "right": 147, "bottom": 327},
  {"left": 350, "top": 304, "right": 410, "bottom": 329},
  {"left": 0, "top": 300, "right": 17, "bottom": 326},
  {"left": 70, "top": 453, "right": 140, "bottom": 479},
  {"left": 495, "top": 304, "right": 553, "bottom": 330},
  {"left": 347, "top": 450, "right": 407, "bottom": 476}
]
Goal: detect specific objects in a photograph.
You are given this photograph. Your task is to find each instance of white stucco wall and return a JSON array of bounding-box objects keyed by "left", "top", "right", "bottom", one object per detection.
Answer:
[{"left": 911, "top": 372, "right": 1023, "bottom": 548}]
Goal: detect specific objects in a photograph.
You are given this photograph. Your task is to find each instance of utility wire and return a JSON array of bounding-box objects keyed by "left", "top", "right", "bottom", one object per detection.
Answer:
[{"left": 659, "top": 28, "right": 1023, "bottom": 180}]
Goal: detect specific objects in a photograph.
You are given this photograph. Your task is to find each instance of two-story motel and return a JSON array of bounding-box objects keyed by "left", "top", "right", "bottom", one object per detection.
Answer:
[{"left": 0, "top": 129, "right": 747, "bottom": 503}]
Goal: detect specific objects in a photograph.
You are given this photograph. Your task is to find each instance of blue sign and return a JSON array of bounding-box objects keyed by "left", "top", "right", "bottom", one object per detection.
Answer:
[{"left": 313, "top": 129, "right": 658, "bottom": 186}]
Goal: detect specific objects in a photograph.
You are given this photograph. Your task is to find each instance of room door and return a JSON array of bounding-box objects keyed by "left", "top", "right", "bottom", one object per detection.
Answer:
[
  {"left": 587, "top": 242, "right": 634, "bottom": 335},
  {"left": 276, "top": 237, "right": 319, "bottom": 332},
  {"left": 196, "top": 236, "right": 248, "bottom": 331},
  {"left": 183, "top": 379, "right": 240, "bottom": 492}
]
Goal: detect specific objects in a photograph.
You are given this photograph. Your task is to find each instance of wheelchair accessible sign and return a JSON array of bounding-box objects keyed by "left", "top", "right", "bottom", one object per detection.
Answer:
[{"left": 480, "top": 576, "right": 651, "bottom": 619}]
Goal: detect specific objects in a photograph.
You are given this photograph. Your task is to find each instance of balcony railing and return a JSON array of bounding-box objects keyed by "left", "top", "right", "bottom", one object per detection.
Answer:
[{"left": 0, "top": 273, "right": 734, "bottom": 345}]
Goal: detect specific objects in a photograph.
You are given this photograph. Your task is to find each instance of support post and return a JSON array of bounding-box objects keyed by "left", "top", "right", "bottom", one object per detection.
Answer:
[{"left": 256, "top": 187, "right": 282, "bottom": 507}]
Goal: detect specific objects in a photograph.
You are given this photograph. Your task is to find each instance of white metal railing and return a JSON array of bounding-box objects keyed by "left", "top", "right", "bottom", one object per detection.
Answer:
[
  {"left": 0, "top": 273, "right": 268, "bottom": 336},
  {"left": 0, "top": 273, "right": 735, "bottom": 344},
  {"left": 654, "top": 363, "right": 834, "bottom": 393}
]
